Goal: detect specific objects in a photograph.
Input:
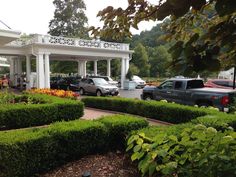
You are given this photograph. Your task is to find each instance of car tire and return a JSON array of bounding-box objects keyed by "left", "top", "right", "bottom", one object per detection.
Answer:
[
  {"left": 96, "top": 90, "right": 102, "bottom": 97},
  {"left": 144, "top": 95, "right": 152, "bottom": 100},
  {"left": 79, "top": 88, "right": 85, "bottom": 95},
  {"left": 198, "top": 102, "right": 210, "bottom": 108}
]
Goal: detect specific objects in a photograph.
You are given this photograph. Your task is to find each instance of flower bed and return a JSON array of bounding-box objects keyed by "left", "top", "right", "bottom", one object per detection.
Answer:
[{"left": 27, "top": 89, "right": 79, "bottom": 99}]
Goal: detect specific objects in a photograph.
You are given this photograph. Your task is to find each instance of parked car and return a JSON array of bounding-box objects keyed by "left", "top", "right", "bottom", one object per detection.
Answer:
[
  {"left": 79, "top": 78, "right": 119, "bottom": 96},
  {"left": 132, "top": 75, "right": 146, "bottom": 88},
  {"left": 205, "top": 79, "right": 236, "bottom": 89},
  {"left": 51, "top": 76, "right": 81, "bottom": 91},
  {"left": 141, "top": 78, "right": 236, "bottom": 112},
  {"left": 89, "top": 75, "right": 118, "bottom": 86}
]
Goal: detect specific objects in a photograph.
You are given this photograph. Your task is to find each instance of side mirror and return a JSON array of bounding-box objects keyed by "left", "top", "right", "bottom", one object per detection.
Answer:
[{"left": 157, "top": 86, "right": 162, "bottom": 89}]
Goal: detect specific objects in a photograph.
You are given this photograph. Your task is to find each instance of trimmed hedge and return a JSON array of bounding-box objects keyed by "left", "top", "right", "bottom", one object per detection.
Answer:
[
  {"left": 0, "top": 93, "right": 84, "bottom": 130},
  {"left": 191, "top": 114, "right": 236, "bottom": 131},
  {"left": 81, "top": 97, "right": 216, "bottom": 124},
  {"left": 0, "top": 115, "right": 148, "bottom": 177}
]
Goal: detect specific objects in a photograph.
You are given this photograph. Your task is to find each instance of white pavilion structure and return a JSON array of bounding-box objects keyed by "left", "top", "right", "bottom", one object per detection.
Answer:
[{"left": 0, "top": 28, "right": 132, "bottom": 89}]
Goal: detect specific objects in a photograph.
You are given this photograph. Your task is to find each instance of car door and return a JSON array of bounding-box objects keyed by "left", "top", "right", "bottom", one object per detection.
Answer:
[
  {"left": 86, "top": 79, "right": 96, "bottom": 94},
  {"left": 153, "top": 81, "right": 174, "bottom": 101}
]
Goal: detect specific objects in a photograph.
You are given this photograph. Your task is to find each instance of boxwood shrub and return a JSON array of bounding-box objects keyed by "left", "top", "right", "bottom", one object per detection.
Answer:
[
  {"left": 0, "top": 93, "right": 84, "bottom": 130},
  {"left": 81, "top": 97, "right": 216, "bottom": 124},
  {"left": 0, "top": 115, "right": 148, "bottom": 177}
]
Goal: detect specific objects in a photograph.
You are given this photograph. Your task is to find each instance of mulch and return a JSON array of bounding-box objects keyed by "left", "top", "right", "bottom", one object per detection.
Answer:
[{"left": 40, "top": 151, "right": 141, "bottom": 177}]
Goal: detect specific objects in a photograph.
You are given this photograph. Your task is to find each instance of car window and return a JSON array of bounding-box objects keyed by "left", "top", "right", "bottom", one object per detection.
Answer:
[
  {"left": 174, "top": 81, "right": 182, "bottom": 89},
  {"left": 160, "top": 81, "right": 173, "bottom": 89},
  {"left": 88, "top": 79, "right": 94, "bottom": 85},
  {"left": 187, "top": 80, "right": 204, "bottom": 89},
  {"left": 93, "top": 78, "right": 108, "bottom": 85}
]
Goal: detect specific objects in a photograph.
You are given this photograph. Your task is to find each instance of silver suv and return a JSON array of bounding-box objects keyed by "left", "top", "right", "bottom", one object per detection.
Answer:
[{"left": 79, "top": 78, "right": 119, "bottom": 96}]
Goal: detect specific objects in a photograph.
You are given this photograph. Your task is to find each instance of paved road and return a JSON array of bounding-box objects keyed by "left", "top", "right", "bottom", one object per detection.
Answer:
[{"left": 118, "top": 88, "right": 142, "bottom": 99}]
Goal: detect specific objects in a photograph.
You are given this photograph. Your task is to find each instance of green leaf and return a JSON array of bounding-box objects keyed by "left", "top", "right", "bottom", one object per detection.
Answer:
[
  {"left": 134, "top": 144, "right": 142, "bottom": 152},
  {"left": 168, "top": 135, "right": 178, "bottom": 142}
]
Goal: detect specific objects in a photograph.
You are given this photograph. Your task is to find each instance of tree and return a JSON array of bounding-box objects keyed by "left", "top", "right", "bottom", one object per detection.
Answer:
[
  {"left": 49, "top": 0, "right": 88, "bottom": 38},
  {"left": 48, "top": 0, "right": 88, "bottom": 74},
  {"left": 90, "top": 0, "right": 236, "bottom": 74},
  {"left": 132, "top": 43, "right": 150, "bottom": 77},
  {"left": 149, "top": 45, "right": 172, "bottom": 77}
]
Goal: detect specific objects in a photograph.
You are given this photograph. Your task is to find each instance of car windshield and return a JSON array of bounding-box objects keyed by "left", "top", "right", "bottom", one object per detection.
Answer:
[{"left": 93, "top": 78, "right": 108, "bottom": 85}]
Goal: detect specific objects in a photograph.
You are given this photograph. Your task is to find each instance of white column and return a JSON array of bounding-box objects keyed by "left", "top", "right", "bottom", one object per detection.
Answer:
[
  {"left": 83, "top": 61, "right": 87, "bottom": 77},
  {"left": 78, "top": 60, "right": 87, "bottom": 77},
  {"left": 121, "top": 58, "right": 126, "bottom": 89},
  {"left": 44, "top": 53, "right": 50, "bottom": 88},
  {"left": 13, "top": 58, "right": 18, "bottom": 87},
  {"left": 78, "top": 61, "right": 81, "bottom": 75},
  {"left": 94, "top": 60, "right": 98, "bottom": 76},
  {"left": 26, "top": 55, "right": 31, "bottom": 89},
  {"left": 9, "top": 57, "right": 14, "bottom": 86},
  {"left": 17, "top": 59, "right": 22, "bottom": 75},
  {"left": 125, "top": 58, "right": 130, "bottom": 74},
  {"left": 107, "top": 59, "right": 111, "bottom": 77},
  {"left": 36, "top": 53, "right": 45, "bottom": 88}
]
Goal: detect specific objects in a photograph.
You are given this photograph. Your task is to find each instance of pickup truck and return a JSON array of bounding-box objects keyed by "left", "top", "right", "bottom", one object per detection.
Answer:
[{"left": 141, "top": 78, "right": 236, "bottom": 112}]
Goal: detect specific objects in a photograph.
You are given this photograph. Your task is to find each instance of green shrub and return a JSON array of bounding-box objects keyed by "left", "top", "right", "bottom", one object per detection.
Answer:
[
  {"left": 98, "top": 115, "right": 149, "bottom": 149},
  {"left": 81, "top": 97, "right": 214, "bottom": 123},
  {"left": 127, "top": 125, "right": 236, "bottom": 177},
  {"left": 0, "top": 93, "right": 84, "bottom": 130},
  {"left": 0, "top": 115, "right": 148, "bottom": 177},
  {"left": 192, "top": 113, "right": 236, "bottom": 131}
]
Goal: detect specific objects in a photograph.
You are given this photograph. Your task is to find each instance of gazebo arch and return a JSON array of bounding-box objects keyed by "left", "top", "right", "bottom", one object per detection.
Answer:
[{"left": 0, "top": 30, "right": 133, "bottom": 89}]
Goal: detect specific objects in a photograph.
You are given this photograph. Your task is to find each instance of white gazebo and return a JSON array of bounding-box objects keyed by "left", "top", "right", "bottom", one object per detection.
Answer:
[{"left": 0, "top": 29, "right": 133, "bottom": 89}]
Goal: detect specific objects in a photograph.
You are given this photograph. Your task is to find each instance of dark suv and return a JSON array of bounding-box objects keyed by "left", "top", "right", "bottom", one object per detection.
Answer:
[{"left": 51, "top": 76, "right": 81, "bottom": 91}]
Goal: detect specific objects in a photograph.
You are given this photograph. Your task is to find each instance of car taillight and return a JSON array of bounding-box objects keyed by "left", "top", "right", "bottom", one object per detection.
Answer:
[{"left": 221, "top": 96, "right": 229, "bottom": 106}]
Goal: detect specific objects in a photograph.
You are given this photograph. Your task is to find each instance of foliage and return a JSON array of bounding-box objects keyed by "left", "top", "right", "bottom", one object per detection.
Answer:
[
  {"left": 49, "top": 0, "right": 88, "bottom": 37},
  {"left": 149, "top": 45, "right": 172, "bottom": 77},
  {"left": 90, "top": 0, "right": 236, "bottom": 74},
  {"left": 27, "top": 88, "right": 79, "bottom": 99},
  {"left": 126, "top": 68, "right": 133, "bottom": 80},
  {"left": 81, "top": 97, "right": 216, "bottom": 124},
  {"left": 127, "top": 125, "right": 236, "bottom": 177},
  {"left": 132, "top": 43, "right": 150, "bottom": 77},
  {"left": 0, "top": 93, "right": 84, "bottom": 130},
  {"left": 48, "top": 0, "right": 88, "bottom": 73},
  {"left": 0, "top": 115, "right": 148, "bottom": 177}
]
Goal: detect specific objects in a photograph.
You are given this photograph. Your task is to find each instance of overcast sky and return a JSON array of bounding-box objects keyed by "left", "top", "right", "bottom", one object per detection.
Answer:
[{"left": 0, "top": 0, "right": 158, "bottom": 35}]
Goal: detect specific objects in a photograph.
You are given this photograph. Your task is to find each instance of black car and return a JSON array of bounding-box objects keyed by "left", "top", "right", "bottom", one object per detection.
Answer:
[{"left": 51, "top": 77, "right": 81, "bottom": 91}]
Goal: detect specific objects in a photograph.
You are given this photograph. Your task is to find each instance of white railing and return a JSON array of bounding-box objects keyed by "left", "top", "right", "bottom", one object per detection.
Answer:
[{"left": 7, "top": 34, "right": 130, "bottom": 51}]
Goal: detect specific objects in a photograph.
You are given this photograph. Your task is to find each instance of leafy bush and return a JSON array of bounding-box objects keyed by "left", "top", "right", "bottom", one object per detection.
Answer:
[
  {"left": 127, "top": 125, "right": 236, "bottom": 177},
  {"left": 98, "top": 115, "right": 149, "bottom": 149},
  {"left": 0, "top": 115, "right": 148, "bottom": 177},
  {"left": 81, "top": 97, "right": 215, "bottom": 123},
  {"left": 0, "top": 93, "right": 84, "bottom": 129},
  {"left": 192, "top": 114, "right": 236, "bottom": 131}
]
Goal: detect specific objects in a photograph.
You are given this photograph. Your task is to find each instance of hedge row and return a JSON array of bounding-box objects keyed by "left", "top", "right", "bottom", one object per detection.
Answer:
[
  {"left": 0, "top": 93, "right": 84, "bottom": 130},
  {"left": 81, "top": 97, "right": 217, "bottom": 124},
  {"left": 0, "top": 115, "right": 148, "bottom": 177}
]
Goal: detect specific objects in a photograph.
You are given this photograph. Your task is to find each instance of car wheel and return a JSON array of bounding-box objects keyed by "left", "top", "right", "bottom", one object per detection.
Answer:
[
  {"left": 96, "top": 90, "right": 102, "bottom": 97},
  {"left": 144, "top": 95, "right": 152, "bottom": 100},
  {"left": 79, "top": 88, "right": 85, "bottom": 95},
  {"left": 198, "top": 102, "right": 210, "bottom": 108}
]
